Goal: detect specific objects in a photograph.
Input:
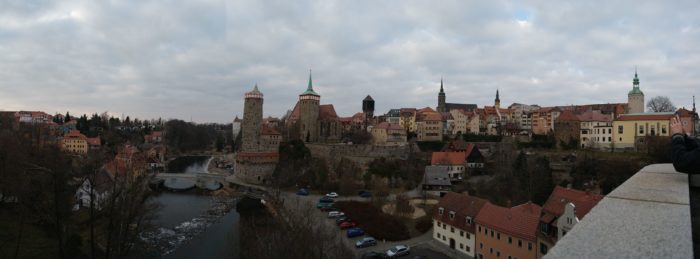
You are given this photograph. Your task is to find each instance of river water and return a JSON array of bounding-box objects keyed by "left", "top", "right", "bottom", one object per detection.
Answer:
[{"left": 140, "top": 156, "right": 241, "bottom": 258}]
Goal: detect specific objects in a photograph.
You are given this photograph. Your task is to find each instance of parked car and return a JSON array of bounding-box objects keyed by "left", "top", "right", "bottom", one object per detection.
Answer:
[
  {"left": 362, "top": 252, "right": 389, "bottom": 259},
  {"left": 355, "top": 237, "right": 377, "bottom": 248},
  {"left": 339, "top": 221, "right": 357, "bottom": 229},
  {"left": 319, "top": 196, "right": 334, "bottom": 203},
  {"left": 346, "top": 228, "right": 365, "bottom": 238},
  {"left": 317, "top": 202, "right": 333, "bottom": 209},
  {"left": 296, "top": 188, "right": 309, "bottom": 196},
  {"left": 328, "top": 211, "right": 345, "bottom": 218},
  {"left": 358, "top": 190, "right": 372, "bottom": 198},
  {"left": 386, "top": 245, "right": 410, "bottom": 258},
  {"left": 326, "top": 192, "right": 339, "bottom": 198},
  {"left": 335, "top": 216, "right": 350, "bottom": 225}
]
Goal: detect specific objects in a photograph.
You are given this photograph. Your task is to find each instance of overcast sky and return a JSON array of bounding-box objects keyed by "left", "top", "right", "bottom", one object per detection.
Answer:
[{"left": 1, "top": 1, "right": 699, "bottom": 123}]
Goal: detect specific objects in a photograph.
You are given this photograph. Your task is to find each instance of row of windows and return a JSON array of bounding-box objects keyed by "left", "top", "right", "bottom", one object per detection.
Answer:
[{"left": 478, "top": 226, "right": 533, "bottom": 251}]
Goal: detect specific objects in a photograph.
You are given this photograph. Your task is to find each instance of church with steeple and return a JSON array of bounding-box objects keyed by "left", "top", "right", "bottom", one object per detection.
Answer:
[
  {"left": 627, "top": 69, "right": 645, "bottom": 114},
  {"left": 436, "top": 79, "right": 477, "bottom": 113},
  {"left": 286, "top": 71, "right": 343, "bottom": 142}
]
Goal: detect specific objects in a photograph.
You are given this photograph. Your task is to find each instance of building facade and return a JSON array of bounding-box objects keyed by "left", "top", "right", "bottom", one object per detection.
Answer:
[
  {"left": 476, "top": 202, "right": 542, "bottom": 259},
  {"left": 433, "top": 193, "right": 488, "bottom": 258},
  {"left": 612, "top": 112, "right": 674, "bottom": 150},
  {"left": 62, "top": 129, "right": 89, "bottom": 154}
]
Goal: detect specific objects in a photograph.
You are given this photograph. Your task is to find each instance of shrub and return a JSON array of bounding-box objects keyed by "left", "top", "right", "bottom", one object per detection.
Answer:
[{"left": 415, "top": 216, "right": 433, "bottom": 233}]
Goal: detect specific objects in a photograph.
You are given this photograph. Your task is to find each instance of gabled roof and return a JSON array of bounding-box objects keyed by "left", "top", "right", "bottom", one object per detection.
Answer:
[
  {"left": 475, "top": 202, "right": 542, "bottom": 241},
  {"left": 319, "top": 104, "right": 339, "bottom": 120},
  {"left": 542, "top": 186, "right": 603, "bottom": 221},
  {"left": 64, "top": 130, "right": 87, "bottom": 141},
  {"left": 445, "top": 103, "right": 477, "bottom": 112},
  {"left": 419, "top": 112, "right": 442, "bottom": 122},
  {"left": 431, "top": 152, "right": 467, "bottom": 165},
  {"left": 433, "top": 192, "right": 489, "bottom": 233}
]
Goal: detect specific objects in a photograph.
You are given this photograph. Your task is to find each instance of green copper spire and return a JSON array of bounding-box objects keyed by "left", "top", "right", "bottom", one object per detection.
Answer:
[
  {"left": 301, "top": 69, "right": 319, "bottom": 96},
  {"left": 629, "top": 68, "right": 643, "bottom": 95}
]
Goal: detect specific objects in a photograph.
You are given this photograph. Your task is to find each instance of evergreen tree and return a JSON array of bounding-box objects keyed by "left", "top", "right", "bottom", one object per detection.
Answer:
[{"left": 64, "top": 111, "right": 71, "bottom": 123}]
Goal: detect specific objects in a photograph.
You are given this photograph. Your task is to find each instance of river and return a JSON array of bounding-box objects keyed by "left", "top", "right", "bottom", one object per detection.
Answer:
[{"left": 140, "top": 156, "right": 241, "bottom": 258}]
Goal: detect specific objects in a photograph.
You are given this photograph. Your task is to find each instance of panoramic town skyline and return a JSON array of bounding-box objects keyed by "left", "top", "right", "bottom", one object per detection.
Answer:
[{"left": 1, "top": 1, "right": 699, "bottom": 123}]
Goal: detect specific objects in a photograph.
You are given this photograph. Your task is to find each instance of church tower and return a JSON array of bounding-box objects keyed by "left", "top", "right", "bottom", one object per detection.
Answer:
[
  {"left": 495, "top": 89, "right": 501, "bottom": 110},
  {"left": 363, "top": 95, "right": 375, "bottom": 121},
  {"left": 437, "top": 78, "right": 446, "bottom": 112},
  {"left": 299, "top": 71, "right": 320, "bottom": 142},
  {"left": 242, "top": 84, "right": 263, "bottom": 152},
  {"left": 627, "top": 69, "right": 645, "bottom": 113}
]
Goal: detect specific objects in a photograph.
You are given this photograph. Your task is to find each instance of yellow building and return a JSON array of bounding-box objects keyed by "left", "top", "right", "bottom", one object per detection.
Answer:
[
  {"left": 399, "top": 108, "right": 417, "bottom": 133},
  {"left": 62, "top": 130, "right": 89, "bottom": 154},
  {"left": 612, "top": 112, "right": 674, "bottom": 150}
]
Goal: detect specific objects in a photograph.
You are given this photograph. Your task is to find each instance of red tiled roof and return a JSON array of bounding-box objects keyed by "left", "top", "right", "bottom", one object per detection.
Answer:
[
  {"left": 578, "top": 111, "right": 612, "bottom": 122},
  {"left": 616, "top": 113, "right": 674, "bottom": 121},
  {"left": 420, "top": 112, "right": 442, "bottom": 121},
  {"left": 417, "top": 107, "right": 435, "bottom": 113},
  {"left": 431, "top": 152, "right": 467, "bottom": 165},
  {"left": 261, "top": 124, "right": 281, "bottom": 135},
  {"left": 64, "top": 130, "right": 87, "bottom": 140},
  {"left": 319, "top": 104, "right": 338, "bottom": 120},
  {"left": 433, "top": 192, "right": 489, "bottom": 233},
  {"left": 556, "top": 110, "right": 580, "bottom": 122},
  {"left": 676, "top": 108, "right": 693, "bottom": 117},
  {"left": 475, "top": 202, "right": 542, "bottom": 241},
  {"left": 542, "top": 186, "right": 603, "bottom": 220}
]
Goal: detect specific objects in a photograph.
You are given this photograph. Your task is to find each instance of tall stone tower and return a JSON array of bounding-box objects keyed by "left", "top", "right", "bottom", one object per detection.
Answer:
[
  {"left": 299, "top": 71, "right": 320, "bottom": 142},
  {"left": 627, "top": 69, "right": 645, "bottom": 113},
  {"left": 242, "top": 84, "right": 263, "bottom": 152},
  {"left": 363, "top": 95, "right": 375, "bottom": 120},
  {"left": 437, "top": 79, "right": 446, "bottom": 112},
  {"left": 495, "top": 89, "right": 501, "bottom": 110}
]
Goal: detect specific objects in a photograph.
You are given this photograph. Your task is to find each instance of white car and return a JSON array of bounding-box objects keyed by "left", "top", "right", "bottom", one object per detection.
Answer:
[
  {"left": 386, "top": 245, "right": 410, "bottom": 257},
  {"left": 326, "top": 192, "right": 339, "bottom": 198},
  {"left": 327, "top": 211, "right": 345, "bottom": 218}
]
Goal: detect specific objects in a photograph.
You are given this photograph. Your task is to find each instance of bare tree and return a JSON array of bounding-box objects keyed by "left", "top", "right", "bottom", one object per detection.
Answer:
[{"left": 646, "top": 96, "right": 676, "bottom": 112}]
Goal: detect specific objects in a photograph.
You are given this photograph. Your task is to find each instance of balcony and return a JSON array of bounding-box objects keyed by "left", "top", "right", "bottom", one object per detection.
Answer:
[{"left": 544, "top": 164, "right": 693, "bottom": 258}]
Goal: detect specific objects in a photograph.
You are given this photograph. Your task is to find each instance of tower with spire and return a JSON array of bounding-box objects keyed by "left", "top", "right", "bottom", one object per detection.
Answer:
[
  {"left": 495, "top": 89, "right": 501, "bottom": 110},
  {"left": 299, "top": 70, "right": 320, "bottom": 142},
  {"left": 242, "top": 84, "right": 264, "bottom": 152},
  {"left": 437, "top": 78, "right": 446, "bottom": 112},
  {"left": 627, "top": 68, "right": 645, "bottom": 114}
]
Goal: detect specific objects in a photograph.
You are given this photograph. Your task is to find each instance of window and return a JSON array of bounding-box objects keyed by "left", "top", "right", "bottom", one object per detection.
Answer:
[
  {"left": 451, "top": 227, "right": 455, "bottom": 233},
  {"left": 508, "top": 236, "right": 512, "bottom": 244},
  {"left": 540, "top": 243, "right": 548, "bottom": 254},
  {"left": 443, "top": 224, "right": 446, "bottom": 230},
  {"left": 490, "top": 248, "right": 493, "bottom": 254},
  {"left": 439, "top": 207, "right": 444, "bottom": 215},
  {"left": 618, "top": 125, "right": 623, "bottom": 134},
  {"left": 608, "top": 137, "right": 611, "bottom": 142},
  {"left": 490, "top": 230, "right": 494, "bottom": 237},
  {"left": 466, "top": 246, "right": 470, "bottom": 252},
  {"left": 639, "top": 125, "right": 644, "bottom": 134},
  {"left": 466, "top": 216, "right": 473, "bottom": 224},
  {"left": 662, "top": 125, "right": 667, "bottom": 134},
  {"left": 480, "top": 243, "right": 483, "bottom": 249},
  {"left": 518, "top": 240, "right": 522, "bottom": 247},
  {"left": 478, "top": 226, "right": 481, "bottom": 232},
  {"left": 528, "top": 242, "right": 532, "bottom": 251},
  {"left": 460, "top": 244, "right": 464, "bottom": 249},
  {"left": 460, "top": 231, "right": 464, "bottom": 237},
  {"left": 449, "top": 211, "right": 456, "bottom": 220},
  {"left": 497, "top": 233, "right": 500, "bottom": 240},
  {"left": 437, "top": 222, "right": 441, "bottom": 227},
  {"left": 497, "top": 251, "right": 500, "bottom": 257}
]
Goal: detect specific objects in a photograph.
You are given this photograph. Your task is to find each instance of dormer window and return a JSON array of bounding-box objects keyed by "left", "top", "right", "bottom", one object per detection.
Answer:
[
  {"left": 439, "top": 207, "right": 444, "bottom": 215},
  {"left": 449, "top": 211, "right": 456, "bottom": 220},
  {"left": 466, "top": 216, "right": 473, "bottom": 224}
]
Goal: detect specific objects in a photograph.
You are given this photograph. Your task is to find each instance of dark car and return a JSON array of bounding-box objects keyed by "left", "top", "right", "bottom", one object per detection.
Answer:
[
  {"left": 319, "top": 196, "right": 334, "bottom": 203},
  {"left": 317, "top": 202, "right": 333, "bottom": 209},
  {"left": 346, "top": 228, "right": 365, "bottom": 238},
  {"left": 362, "top": 252, "right": 389, "bottom": 259},
  {"left": 296, "top": 188, "right": 309, "bottom": 196},
  {"left": 358, "top": 190, "right": 372, "bottom": 198}
]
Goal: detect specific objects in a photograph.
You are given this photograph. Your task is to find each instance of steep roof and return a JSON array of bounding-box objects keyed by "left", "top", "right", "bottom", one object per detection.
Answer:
[
  {"left": 431, "top": 152, "right": 467, "bottom": 165},
  {"left": 433, "top": 192, "right": 489, "bottom": 233},
  {"left": 319, "top": 104, "right": 339, "bottom": 120},
  {"left": 542, "top": 186, "right": 603, "bottom": 221},
  {"left": 420, "top": 112, "right": 442, "bottom": 122},
  {"left": 445, "top": 103, "right": 478, "bottom": 112},
  {"left": 422, "top": 166, "right": 452, "bottom": 186},
  {"left": 64, "top": 130, "right": 87, "bottom": 141},
  {"left": 261, "top": 124, "right": 281, "bottom": 135},
  {"left": 475, "top": 202, "right": 542, "bottom": 241}
]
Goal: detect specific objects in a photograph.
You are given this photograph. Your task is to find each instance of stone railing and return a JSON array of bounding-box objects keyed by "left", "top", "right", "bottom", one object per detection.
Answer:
[{"left": 544, "top": 164, "right": 693, "bottom": 258}]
